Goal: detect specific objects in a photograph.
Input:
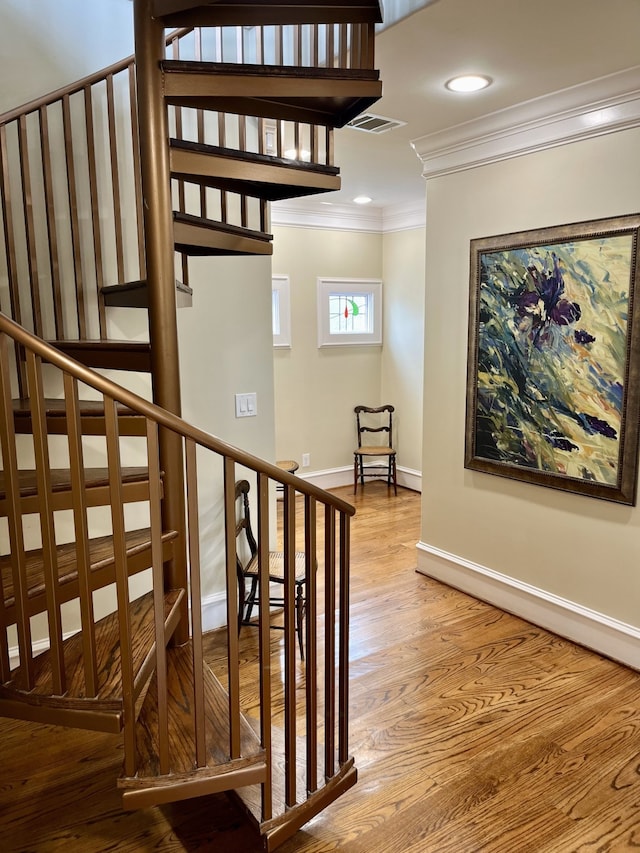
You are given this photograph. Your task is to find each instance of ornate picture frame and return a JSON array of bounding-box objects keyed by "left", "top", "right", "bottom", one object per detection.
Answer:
[{"left": 465, "top": 214, "right": 640, "bottom": 505}]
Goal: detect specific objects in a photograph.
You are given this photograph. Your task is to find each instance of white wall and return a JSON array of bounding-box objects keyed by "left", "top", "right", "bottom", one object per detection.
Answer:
[
  {"left": 271, "top": 225, "right": 384, "bottom": 479},
  {"left": 381, "top": 227, "right": 425, "bottom": 477},
  {"left": 419, "top": 128, "right": 640, "bottom": 663},
  {"left": 0, "top": 0, "right": 134, "bottom": 111}
]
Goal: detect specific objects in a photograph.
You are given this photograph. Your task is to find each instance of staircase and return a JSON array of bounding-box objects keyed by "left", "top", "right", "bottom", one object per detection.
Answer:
[{"left": 0, "top": 0, "right": 382, "bottom": 848}]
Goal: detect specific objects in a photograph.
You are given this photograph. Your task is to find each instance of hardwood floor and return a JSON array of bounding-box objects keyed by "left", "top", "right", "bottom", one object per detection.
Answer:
[{"left": 2, "top": 483, "right": 639, "bottom": 851}]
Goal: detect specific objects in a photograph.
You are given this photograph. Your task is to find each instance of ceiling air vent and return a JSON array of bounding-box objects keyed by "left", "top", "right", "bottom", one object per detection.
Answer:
[{"left": 346, "top": 113, "right": 407, "bottom": 134}]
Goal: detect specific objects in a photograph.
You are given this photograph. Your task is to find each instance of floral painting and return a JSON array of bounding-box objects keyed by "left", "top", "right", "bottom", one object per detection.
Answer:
[{"left": 465, "top": 215, "right": 640, "bottom": 505}]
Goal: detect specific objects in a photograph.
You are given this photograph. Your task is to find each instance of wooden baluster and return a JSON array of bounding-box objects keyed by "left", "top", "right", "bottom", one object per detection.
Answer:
[
  {"left": 26, "top": 350, "right": 65, "bottom": 694},
  {"left": 256, "top": 471, "right": 273, "bottom": 821},
  {"left": 0, "top": 124, "right": 27, "bottom": 396},
  {"left": 283, "top": 482, "right": 296, "bottom": 807},
  {"left": 148, "top": 419, "right": 169, "bottom": 774},
  {"left": 305, "top": 494, "right": 318, "bottom": 794},
  {"left": 39, "top": 107, "right": 64, "bottom": 341},
  {"left": 293, "top": 25, "right": 300, "bottom": 67},
  {"left": 63, "top": 372, "right": 98, "bottom": 697},
  {"left": 275, "top": 25, "right": 283, "bottom": 66},
  {"left": 324, "top": 505, "right": 336, "bottom": 779},
  {"left": 311, "top": 123, "right": 319, "bottom": 165},
  {"left": 106, "top": 75, "right": 125, "bottom": 285},
  {"left": 294, "top": 122, "right": 300, "bottom": 161},
  {"left": 194, "top": 32, "right": 207, "bottom": 219},
  {"left": 339, "top": 23, "right": 348, "bottom": 69},
  {"left": 104, "top": 396, "right": 136, "bottom": 776},
  {"left": 328, "top": 24, "right": 335, "bottom": 69},
  {"left": 172, "top": 38, "right": 187, "bottom": 219},
  {"left": 351, "top": 24, "right": 362, "bottom": 70},
  {"left": 338, "top": 511, "right": 351, "bottom": 765},
  {"left": 224, "top": 456, "right": 241, "bottom": 759},
  {"left": 186, "top": 438, "right": 206, "bottom": 767},
  {"left": 312, "top": 24, "right": 319, "bottom": 69},
  {"left": 0, "top": 334, "right": 33, "bottom": 686},
  {"left": 62, "top": 93, "right": 86, "bottom": 339},
  {"left": 259, "top": 199, "right": 269, "bottom": 235},
  {"left": 327, "top": 126, "right": 334, "bottom": 168},
  {"left": 129, "top": 64, "right": 145, "bottom": 280},
  {"left": 17, "top": 114, "right": 43, "bottom": 338},
  {"left": 218, "top": 113, "right": 227, "bottom": 223},
  {"left": 239, "top": 115, "right": 247, "bottom": 226},
  {"left": 83, "top": 86, "right": 107, "bottom": 340},
  {"left": 257, "top": 25, "right": 264, "bottom": 66},
  {"left": 276, "top": 120, "right": 283, "bottom": 159}
]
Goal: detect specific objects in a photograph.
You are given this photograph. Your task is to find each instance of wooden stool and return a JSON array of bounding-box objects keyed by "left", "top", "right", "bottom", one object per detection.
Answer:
[{"left": 276, "top": 460, "right": 299, "bottom": 493}]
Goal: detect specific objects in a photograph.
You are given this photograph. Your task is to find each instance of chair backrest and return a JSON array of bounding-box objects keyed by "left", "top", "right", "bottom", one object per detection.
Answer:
[
  {"left": 355, "top": 404, "right": 394, "bottom": 449},
  {"left": 235, "top": 479, "right": 257, "bottom": 574}
]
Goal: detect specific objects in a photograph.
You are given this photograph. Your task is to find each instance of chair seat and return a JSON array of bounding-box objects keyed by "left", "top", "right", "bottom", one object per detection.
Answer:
[
  {"left": 244, "top": 550, "right": 307, "bottom": 581},
  {"left": 356, "top": 446, "right": 395, "bottom": 456}
]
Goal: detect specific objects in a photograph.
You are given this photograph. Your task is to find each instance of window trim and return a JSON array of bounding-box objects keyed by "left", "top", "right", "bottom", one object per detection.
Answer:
[
  {"left": 317, "top": 277, "right": 383, "bottom": 347},
  {"left": 272, "top": 274, "right": 291, "bottom": 349}
]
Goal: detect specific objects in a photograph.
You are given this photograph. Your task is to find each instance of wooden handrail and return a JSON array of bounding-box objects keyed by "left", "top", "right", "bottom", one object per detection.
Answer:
[{"left": 0, "top": 311, "right": 355, "bottom": 514}]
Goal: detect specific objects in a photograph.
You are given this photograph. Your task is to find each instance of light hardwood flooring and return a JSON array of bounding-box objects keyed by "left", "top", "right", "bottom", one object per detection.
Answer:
[{"left": 1, "top": 483, "right": 639, "bottom": 851}]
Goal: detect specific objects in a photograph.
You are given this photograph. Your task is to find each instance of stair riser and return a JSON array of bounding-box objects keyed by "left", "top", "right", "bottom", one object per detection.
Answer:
[
  {"left": 0, "top": 480, "right": 153, "bottom": 518},
  {"left": 1, "top": 539, "right": 176, "bottom": 621},
  {"left": 156, "top": 2, "right": 382, "bottom": 28},
  {"left": 171, "top": 150, "right": 341, "bottom": 200},
  {"left": 174, "top": 224, "right": 273, "bottom": 256}
]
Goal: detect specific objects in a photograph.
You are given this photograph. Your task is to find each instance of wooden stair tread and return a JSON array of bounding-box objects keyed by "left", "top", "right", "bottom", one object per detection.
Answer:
[
  {"left": 173, "top": 211, "right": 273, "bottom": 256},
  {"left": 2, "top": 588, "right": 185, "bottom": 709},
  {"left": 12, "top": 397, "right": 146, "bottom": 436},
  {"left": 234, "top": 723, "right": 357, "bottom": 849},
  {"left": 155, "top": 0, "right": 383, "bottom": 27},
  {"left": 101, "top": 279, "right": 193, "bottom": 309},
  {"left": 0, "top": 527, "right": 178, "bottom": 616},
  {"left": 119, "top": 641, "right": 266, "bottom": 807},
  {"left": 1, "top": 466, "right": 152, "bottom": 500},
  {"left": 48, "top": 340, "right": 152, "bottom": 372},
  {"left": 162, "top": 61, "right": 382, "bottom": 128},
  {"left": 170, "top": 139, "right": 340, "bottom": 201}
]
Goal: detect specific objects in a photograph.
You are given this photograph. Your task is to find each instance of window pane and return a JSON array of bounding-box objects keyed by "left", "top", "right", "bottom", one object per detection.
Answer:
[{"left": 329, "top": 293, "right": 372, "bottom": 334}]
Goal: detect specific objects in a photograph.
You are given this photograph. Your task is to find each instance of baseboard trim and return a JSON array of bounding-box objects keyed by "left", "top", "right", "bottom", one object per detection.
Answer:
[
  {"left": 298, "top": 465, "right": 422, "bottom": 493},
  {"left": 416, "top": 541, "right": 639, "bottom": 671}
]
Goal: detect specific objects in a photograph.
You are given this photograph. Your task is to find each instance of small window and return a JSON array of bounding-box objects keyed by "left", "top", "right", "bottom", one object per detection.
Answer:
[
  {"left": 272, "top": 275, "right": 291, "bottom": 348},
  {"left": 317, "top": 277, "right": 382, "bottom": 347}
]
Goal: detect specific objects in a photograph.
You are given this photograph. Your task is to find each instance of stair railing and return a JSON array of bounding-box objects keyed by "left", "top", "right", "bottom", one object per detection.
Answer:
[{"left": 0, "top": 311, "right": 356, "bottom": 825}]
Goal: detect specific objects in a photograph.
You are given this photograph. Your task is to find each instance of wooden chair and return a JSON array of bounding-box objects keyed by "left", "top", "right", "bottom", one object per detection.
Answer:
[
  {"left": 354, "top": 404, "right": 397, "bottom": 495},
  {"left": 234, "top": 479, "right": 308, "bottom": 658}
]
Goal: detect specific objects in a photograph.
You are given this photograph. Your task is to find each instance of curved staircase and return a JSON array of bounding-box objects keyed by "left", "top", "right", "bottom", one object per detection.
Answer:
[{"left": 0, "top": 0, "right": 383, "bottom": 848}]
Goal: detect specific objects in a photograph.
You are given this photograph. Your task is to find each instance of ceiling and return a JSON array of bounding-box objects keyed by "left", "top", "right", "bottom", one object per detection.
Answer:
[{"left": 293, "top": 0, "right": 640, "bottom": 213}]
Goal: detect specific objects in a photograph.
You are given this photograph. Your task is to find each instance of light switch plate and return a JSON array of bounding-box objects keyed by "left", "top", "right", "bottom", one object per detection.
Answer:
[{"left": 235, "top": 392, "right": 257, "bottom": 418}]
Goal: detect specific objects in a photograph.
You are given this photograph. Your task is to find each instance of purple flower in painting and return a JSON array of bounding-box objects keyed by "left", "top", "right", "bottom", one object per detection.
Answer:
[
  {"left": 583, "top": 414, "right": 617, "bottom": 439},
  {"left": 546, "top": 432, "right": 579, "bottom": 452},
  {"left": 516, "top": 253, "right": 583, "bottom": 348},
  {"left": 574, "top": 329, "right": 596, "bottom": 345}
]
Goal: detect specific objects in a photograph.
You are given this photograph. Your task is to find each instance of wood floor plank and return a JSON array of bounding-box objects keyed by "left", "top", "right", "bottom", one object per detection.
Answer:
[{"left": 0, "top": 483, "right": 638, "bottom": 852}]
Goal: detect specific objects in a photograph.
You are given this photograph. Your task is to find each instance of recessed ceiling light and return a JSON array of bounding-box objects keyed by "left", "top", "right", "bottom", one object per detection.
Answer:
[
  {"left": 445, "top": 74, "right": 492, "bottom": 93},
  {"left": 353, "top": 195, "right": 373, "bottom": 205}
]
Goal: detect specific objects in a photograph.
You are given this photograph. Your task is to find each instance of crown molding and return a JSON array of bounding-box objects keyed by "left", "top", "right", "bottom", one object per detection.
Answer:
[
  {"left": 271, "top": 198, "right": 425, "bottom": 234},
  {"left": 412, "top": 66, "right": 640, "bottom": 179},
  {"left": 271, "top": 200, "right": 383, "bottom": 232}
]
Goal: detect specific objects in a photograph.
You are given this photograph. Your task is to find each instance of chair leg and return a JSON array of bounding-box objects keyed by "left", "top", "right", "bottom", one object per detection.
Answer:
[
  {"left": 353, "top": 454, "right": 359, "bottom": 495},
  {"left": 295, "top": 583, "right": 305, "bottom": 660},
  {"left": 392, "top": 455, "right": 398, "bottom": 495},
  {"left": 237, "top": 575, "right": 246, "bottom": 635},
  {"left": 244, "top": 577, "right": 259, "bottom": 624}
]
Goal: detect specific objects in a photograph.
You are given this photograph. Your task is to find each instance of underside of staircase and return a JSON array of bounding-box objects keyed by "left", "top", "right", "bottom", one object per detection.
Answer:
[{"left": 0, "top": 0, "right": 382, "bottom": 848}]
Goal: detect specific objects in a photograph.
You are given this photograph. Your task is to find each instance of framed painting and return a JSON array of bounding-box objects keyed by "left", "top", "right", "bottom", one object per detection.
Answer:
[{"left": 465, "top": 213, "right": 640, "bottom": 505}]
